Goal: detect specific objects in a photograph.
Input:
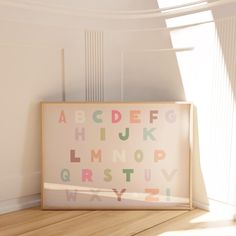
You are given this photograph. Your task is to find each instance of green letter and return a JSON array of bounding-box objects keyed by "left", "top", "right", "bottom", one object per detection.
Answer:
[
  {"left": 119, "top": 128, "right": 129, "bottom": 141},
  {"left": 61, "top": 169, "right": 70, "bottom": 182},
  {"left": 122, "top": 169, "right": 134, "bottom": 182},
  {"left": 143, "top": 128, "right": 156, "bottom": 141},
  {"left": 93, "top": 110, "right": 103, "bottom": 123}
]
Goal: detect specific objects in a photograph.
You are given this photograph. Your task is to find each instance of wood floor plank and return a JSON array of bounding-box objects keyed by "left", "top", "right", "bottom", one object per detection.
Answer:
[
  {"left": 0, "top": 207, "right": 44, "bottom": 228},
  {"left": 0, "top": 207, "right": 90, "bottom": 236},
  {"left": 18, "top": 210, "right": 186, "bottom": 236},
  {"left": 136, "top": 209, "right": 236, "bottom": 236},
  {"left": 3, "top": 208, "right": 234, "bottom": 236},
  {"left": 89, "top": 211, "right": 187, "bottom": 236}
]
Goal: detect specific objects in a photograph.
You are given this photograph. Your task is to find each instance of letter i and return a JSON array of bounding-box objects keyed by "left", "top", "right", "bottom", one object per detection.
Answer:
[
  {"left": 166, "top": 188, "right": 171, "bottom": 201},
  {"left": 100, "top": 128, "right": 106, "bottom": 141}
]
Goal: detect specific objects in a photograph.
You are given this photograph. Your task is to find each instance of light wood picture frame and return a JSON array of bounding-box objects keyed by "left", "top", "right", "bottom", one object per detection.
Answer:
[{"left": 41, "top": 102, "right": 193, "bottom": 210}]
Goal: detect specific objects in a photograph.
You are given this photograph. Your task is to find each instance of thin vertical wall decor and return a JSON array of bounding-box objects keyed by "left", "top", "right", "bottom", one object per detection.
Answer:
[
  {"left": 61, "top": 48, "right": 66, "bottom": 102},
  {"left": 85, "top": 31, "right": 104, "bottom": 102}
]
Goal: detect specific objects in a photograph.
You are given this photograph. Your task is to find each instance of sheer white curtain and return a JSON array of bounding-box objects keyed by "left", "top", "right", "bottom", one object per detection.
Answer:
[{"left": 156, "top": 0, "right": 236, "bottom": 215}]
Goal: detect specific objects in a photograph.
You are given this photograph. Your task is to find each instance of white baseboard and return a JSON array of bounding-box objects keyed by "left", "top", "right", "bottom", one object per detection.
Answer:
[
  {"left": 194, "top": 199, "right": 236, "bottom": 220},
  {"left": 0, "top": 171, "right": 41, "bottom": 214},
  {"left": 0, "top": 171, "right": 41, "bottom": 201},
  {"left": 0, "top": 194, "right": 40, "bottom": 215},
  {"left": 208, "top": 199, "right": 236, "bottom": 215},
  {"left": 193, "top": 200, "right": 209, "bottom": 211}
]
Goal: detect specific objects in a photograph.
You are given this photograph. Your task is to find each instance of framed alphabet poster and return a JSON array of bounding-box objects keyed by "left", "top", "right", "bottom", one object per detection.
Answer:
[{"left": 41, "top": 102, "right": 193, "bottom": 210}]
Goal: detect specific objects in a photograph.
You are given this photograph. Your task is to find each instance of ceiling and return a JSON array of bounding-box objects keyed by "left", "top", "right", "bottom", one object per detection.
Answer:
[{"left": 25, "top": 0, "right": 159, "bottom": 11}]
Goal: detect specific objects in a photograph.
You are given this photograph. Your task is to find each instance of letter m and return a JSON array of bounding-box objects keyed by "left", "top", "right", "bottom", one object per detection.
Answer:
[{"left": 91, "top": 149, "right": 102, "bottom": 162}]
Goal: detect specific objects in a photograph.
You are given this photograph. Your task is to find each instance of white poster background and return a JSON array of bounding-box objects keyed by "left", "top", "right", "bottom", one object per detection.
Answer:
[{"left": 42, "top": 102, "right": 192, "bottom": 209}]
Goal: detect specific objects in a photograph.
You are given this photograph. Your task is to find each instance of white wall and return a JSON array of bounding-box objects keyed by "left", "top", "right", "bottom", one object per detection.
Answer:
[
  {"left": 0, "top": 0, "right": 236, "bottom": 213},
  {"left": 0, "top": 16, "right": 84, "bottom": 213},
  {"left": 0, "top": 0, "right": 172, "bottom": 213}
]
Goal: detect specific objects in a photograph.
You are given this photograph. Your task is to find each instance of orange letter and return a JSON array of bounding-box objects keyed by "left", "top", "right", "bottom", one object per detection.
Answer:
[
  {"left": 91, "top": 149, "right": 102, "bottom": 162},
  {"left": 130, "top": 110, "right": 141, "bottom": 123},
  {"left": 154, "top": 150, "right": 165, "bottom": 162},
  {"left": 145, "top": 188, "right": 159, "bottom": 202}
]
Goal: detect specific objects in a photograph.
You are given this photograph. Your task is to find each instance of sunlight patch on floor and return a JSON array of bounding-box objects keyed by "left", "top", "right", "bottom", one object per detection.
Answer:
[{"left": 159, "top": 226, "right": 236, "bottom": 236}]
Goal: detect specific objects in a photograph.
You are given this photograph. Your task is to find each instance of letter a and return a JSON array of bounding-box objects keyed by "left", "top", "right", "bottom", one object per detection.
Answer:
[{"left": 59, "top": 110, "right": 66, "bottom": 123}]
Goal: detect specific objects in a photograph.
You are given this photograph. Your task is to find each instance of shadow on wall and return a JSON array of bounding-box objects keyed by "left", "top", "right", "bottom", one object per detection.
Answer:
[
  {"left": 21, "top": 93, "right": 63, "bottom": 205},
  {"left": 192, "top": 106, "right": 209, "bottom": 207},
  {"left": 122, "top": 2, "right": 186, "bottom": 102},
  {"left": 123, "top": 50, "right": 187, "bottom": 101},
  {"left": 21, "top": 102, "right": 41, "bottom": 199}
]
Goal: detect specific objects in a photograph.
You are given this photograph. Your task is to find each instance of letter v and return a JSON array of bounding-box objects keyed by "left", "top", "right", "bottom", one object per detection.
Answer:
[{"left": 161, "top": 169, "right": 178, "bottom": 182}]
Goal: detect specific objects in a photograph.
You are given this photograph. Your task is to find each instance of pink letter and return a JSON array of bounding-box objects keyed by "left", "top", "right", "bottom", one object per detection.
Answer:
[
  {"left": 59, "top": 110, "right": 66, "bottom": 123},
  {"left": 112, "top": 110, "right": 122, "bottom": 123},
  {"left": 82, "top": 169, "right": 93, "bottom": 182},
  {"left": 144, "top": 169, "right": 151, "bottom": 182},
  {"left": 75, "top": 127, "right": 85, "bottom": 141}
]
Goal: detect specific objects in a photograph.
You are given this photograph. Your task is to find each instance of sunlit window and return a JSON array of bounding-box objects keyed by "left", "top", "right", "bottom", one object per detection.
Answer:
[{"left": 156, "top": 0, "right": 236, "bottom": 212}]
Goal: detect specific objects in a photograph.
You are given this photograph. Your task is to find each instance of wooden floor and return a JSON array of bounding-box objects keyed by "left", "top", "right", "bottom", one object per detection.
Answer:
[{"left": 0, "top": 208, "right": 236, "bottom": 236}]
